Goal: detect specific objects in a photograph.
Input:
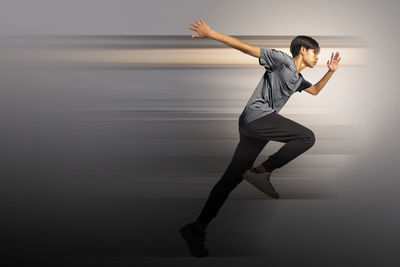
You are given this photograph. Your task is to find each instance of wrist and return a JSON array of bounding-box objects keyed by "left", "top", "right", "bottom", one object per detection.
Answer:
[{"left": 207, "top": 29, "right": 217, "bottom": 39}]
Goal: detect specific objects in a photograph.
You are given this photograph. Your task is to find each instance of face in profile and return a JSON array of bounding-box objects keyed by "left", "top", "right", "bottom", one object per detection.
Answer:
[{"left": 303, "top": 48, "right": 319, "bottom": 68}]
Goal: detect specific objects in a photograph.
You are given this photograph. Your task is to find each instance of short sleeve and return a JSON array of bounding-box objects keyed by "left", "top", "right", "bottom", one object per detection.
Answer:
[
  {"left": 259, "top": 47, "right": 288, "bottom": 71},
  {"left": 296, "top": 76, "right": 313, "bottom": 93}
]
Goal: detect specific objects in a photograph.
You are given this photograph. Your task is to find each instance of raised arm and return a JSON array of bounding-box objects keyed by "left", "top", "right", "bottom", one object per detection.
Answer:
[{"left": 186, "top": 17, "right": 260, "bottom": 58}]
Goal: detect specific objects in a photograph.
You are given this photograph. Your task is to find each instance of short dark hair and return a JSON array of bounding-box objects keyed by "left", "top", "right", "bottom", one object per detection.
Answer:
[{"left": 290, "top": 35, "right": 320, "bottom": 57}]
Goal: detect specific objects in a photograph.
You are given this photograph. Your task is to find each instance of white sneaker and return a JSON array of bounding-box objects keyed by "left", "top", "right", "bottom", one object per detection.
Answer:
[{"left": 243, "top": 167, "right": 279, "bottom": 199}]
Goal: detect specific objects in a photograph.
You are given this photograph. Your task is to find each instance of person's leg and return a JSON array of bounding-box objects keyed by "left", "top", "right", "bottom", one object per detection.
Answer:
[
  {"left": 242, "top": 112, "right": 315, "bottom": 173},
  {"left": 194, "top": 132, "right": 268, "bottom": 233}
]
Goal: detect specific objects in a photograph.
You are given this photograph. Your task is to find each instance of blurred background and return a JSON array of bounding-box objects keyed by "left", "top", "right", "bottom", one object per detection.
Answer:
[{"left": 0, "top": 0, "right": 399, "bottom": 266}]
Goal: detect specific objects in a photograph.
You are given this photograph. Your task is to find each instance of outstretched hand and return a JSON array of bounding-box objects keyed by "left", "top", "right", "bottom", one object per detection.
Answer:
[
  {"left": 186, "top": 17, "right": 212, "bottom": 38},
  {"left": 327, "top": 51, "right": 341, "bottom": 72}
]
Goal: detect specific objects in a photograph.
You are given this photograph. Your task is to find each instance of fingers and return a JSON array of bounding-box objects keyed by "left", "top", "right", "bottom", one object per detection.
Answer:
[
  {"left": 334, "top": 51, "right": 340, "bottom": 60},
  {"left": 187, "top": 18, "right": 206, "bottom": 28},
  {"left": 187, "top": 21, "right": 199, "bottom": 32},
  {"left": 186, "top": 18, "right": 207, "bottom": 36},
  {"left": 330, "top": 51, "right": 341, "bottom": 63},
  {"left": 334, "top": 51, "right": 339, "bottom": 60}
]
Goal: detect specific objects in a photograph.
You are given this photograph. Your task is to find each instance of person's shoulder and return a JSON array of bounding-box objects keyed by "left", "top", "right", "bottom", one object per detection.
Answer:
[
  {"left": 268, "top": 47, "right": 293, "bottom": 65},
  {"left": 259, "top": 47, "right": 292, "bottom": 70},
  {"left": 261, "top": 46, "right": 289, "bottom": 57}
]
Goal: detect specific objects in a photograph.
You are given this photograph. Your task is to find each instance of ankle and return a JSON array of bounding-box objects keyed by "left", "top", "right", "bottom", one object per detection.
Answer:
[
  {"left": 194, "top": 221, "right": 207, "bottom": 234},
  {"left": 254, "top": 165, "right": 267, "bottom": 173}
]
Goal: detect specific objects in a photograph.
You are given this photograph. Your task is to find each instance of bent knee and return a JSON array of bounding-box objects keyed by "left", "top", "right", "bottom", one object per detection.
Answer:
[{"left": 304, "top": 128, "right": 316, "bottom": 146}]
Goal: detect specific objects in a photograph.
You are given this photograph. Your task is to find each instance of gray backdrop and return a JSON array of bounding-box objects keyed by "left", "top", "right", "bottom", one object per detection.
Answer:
[{"left": 0, "top": 0, "right": 399, "bottom": 266}]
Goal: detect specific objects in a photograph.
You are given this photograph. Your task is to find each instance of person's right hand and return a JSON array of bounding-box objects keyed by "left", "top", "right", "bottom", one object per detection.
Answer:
[{"left": 186, "top": 17, "right": 212, "bottom": 38}]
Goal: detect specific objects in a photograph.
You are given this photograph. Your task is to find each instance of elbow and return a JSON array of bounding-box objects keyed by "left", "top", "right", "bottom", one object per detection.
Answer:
[{"left": 313, "top": 85, "right": 319, "bottom": 96}]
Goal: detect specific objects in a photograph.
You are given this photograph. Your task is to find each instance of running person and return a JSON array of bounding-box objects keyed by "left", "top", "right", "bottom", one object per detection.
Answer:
[{"left": 180, "top": 17, "right": 341, "bottom": 257}]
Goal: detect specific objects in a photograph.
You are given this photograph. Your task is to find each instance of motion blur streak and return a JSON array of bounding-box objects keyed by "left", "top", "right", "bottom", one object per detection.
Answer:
[{"left": 0, "top": 35, "right": 367, "bottom": 199}]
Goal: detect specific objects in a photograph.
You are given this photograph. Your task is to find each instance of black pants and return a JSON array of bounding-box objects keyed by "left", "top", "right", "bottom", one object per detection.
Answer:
[{"left": 196, "top": 111, "right": 316, "bottom": 226}]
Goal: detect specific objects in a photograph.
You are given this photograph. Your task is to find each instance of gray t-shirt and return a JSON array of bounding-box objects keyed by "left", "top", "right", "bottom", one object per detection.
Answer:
[{"left": 238, "top": 46, "right": 312, "bottom": 126}]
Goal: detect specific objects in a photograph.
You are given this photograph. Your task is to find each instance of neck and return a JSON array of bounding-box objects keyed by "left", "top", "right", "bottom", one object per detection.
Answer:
[{"left": 293, "top": 56, "right": 307, "bottom": 75}]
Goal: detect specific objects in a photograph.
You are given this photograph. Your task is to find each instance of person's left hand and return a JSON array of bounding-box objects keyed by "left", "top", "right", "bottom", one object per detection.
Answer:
[{"left": 327, "top": 51, "right": 341, "bottom": 72}]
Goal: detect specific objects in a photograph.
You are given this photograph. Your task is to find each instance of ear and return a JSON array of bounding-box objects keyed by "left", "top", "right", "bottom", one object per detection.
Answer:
[{"left": 300, "top": 46, "right": 306, "bottom": 55}]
